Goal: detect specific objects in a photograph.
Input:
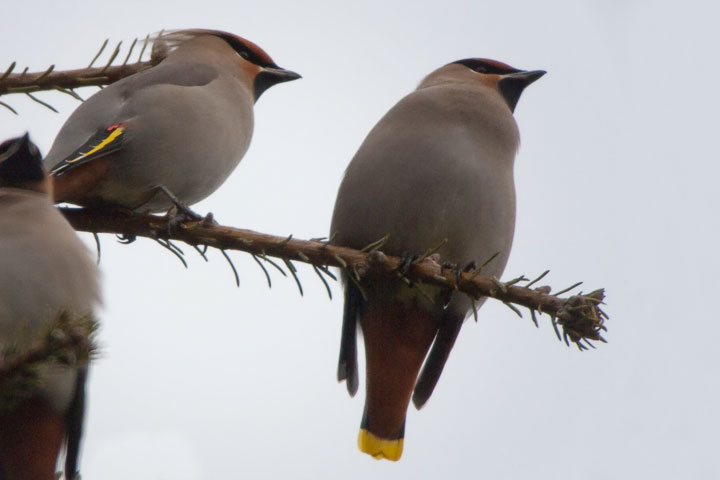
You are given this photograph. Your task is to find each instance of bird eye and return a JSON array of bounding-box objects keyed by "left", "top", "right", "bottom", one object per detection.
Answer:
[
  {"left": 238, "top": 50, "right": 250, "bottom": 60},
  {"left": 473, "top": 65, "right": 488, "bottom": 73}
]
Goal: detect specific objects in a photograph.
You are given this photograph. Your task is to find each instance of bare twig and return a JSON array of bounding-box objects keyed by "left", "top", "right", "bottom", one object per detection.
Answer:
[{"left": 59, "top": 208, "right": 608, "bottom": 348}]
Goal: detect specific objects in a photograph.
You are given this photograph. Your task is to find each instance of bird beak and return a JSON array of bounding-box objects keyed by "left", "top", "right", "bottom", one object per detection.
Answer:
[
  {"left": 263, "top": 66, "right": 302, "bottom": 83},
  {"left": 253, "top": 66, "right": 302, "bottom": 100},
  {"left": 498, "top": 69, "right": 546, "bottom": 112},
  {"left": 508, "top": 69, "right": 546, "bottom": 87}
]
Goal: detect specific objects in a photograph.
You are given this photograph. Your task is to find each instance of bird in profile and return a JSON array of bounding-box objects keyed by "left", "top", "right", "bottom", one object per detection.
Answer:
[
  {"left": 43, "top": 29, "right": 301, "bottom": 214},
  {"left": 330, "top": 58, "right": 545, "bottom": 461},
  {"left": 0, "top": 133, "right": 102, "bottom": 480}
]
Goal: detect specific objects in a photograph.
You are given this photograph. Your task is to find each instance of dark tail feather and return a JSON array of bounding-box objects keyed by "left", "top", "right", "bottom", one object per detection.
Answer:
[
  {"left": 64, "top": 368, "right": 88, "bottom": 480},
  {"left": 412, "top": 313, "right": 463, "bottom": 409},
  {"left": 337, "top": 280, "right": 361, "bottom": 396}
]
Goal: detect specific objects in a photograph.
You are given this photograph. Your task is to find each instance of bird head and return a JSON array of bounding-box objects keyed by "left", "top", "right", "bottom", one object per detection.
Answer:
[
  {"left": 0, "top": 133, "right": 49, "bottom": 193},
  {"left": 451, "top": 58, "right": 546, "bottom": 112},
  {"left": 154, "top": 29, "right": 301, "bottom": 100}
]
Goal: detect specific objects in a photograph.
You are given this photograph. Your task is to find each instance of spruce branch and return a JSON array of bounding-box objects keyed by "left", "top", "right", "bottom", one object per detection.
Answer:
[
  {"left": 0, "top": 312, "right": 98, "bottom": 409},
  {"left": 0, "top": 60, "right": 156, "bottom": 102},
  {"left": 60, "top": 207, "right": 608, "bottom": 349},
  {"left": 0, "top": 35, "right": 164, "bottom": 113}
]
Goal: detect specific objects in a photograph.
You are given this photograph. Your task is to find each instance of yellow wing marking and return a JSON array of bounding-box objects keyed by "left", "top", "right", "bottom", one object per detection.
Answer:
[{"left": 67, "top": 126, "right": 125, "bottom": 164}]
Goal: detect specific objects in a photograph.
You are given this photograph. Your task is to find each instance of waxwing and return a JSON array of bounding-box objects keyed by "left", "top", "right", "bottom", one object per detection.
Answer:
[
  {"left": 43, "top": 29, "right": 301, "bottom": 212},
  {"left": 330, "top": 59, "right": 544, "bottom": 461},
  {"left": 0, "top": 134, "right": 101, "bottom": 479}
]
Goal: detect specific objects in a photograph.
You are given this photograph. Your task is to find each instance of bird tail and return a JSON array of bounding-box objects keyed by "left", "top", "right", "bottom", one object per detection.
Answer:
[
  {"left": 358, "top": 303, "right": 439, "bottom": 461},
  {"left": 64, "top": 367, "right": 88, "bottom": 480},
  {"left": 337, "top": 280, "right": 361, "bottom": 396},
  {"left": 0, "top": 398, "right": 66, "bottom": 479}
]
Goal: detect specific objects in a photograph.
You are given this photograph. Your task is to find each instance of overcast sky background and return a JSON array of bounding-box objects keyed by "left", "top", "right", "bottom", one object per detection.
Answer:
[{"left": 2, "top": 1, "right": 719, "bottom": 478}]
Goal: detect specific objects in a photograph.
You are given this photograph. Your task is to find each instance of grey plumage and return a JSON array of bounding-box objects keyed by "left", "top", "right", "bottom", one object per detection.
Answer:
[
  {"left": 43, "top": 29, "right": 300, "bottom": 212},
  {"left": 0, "top": 134, "right": 101, "bottom": 479},
  {"left": 0, "top": 191, "right": 100, "bottom": 350},
  {"left": 330, "top": 59, "right": 544, "bottom": 460}
]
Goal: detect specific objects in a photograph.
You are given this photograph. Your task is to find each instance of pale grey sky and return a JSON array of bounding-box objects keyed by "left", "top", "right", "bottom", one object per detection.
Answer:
[{"left": 2, "top": 1, "right": 719, "bottom": 478}]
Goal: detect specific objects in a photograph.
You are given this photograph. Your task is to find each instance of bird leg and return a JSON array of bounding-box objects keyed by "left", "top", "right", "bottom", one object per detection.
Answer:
[
  {"left": 462, "top": 260, "right": 477, "bottom": 277},
  {"left": 440, "top": 261, "right": 456, "bottom": 272},
  {"left": 156, "top": 185, "right": 204, "bottom": 220},
  {"left": 438, "top": 261, "right": 476, "bottom": 307},
  {"left": 454, "top": 260, "right": 478, "bottom": 289},
  {"left": 438, "top": 262, "right": 457, "bottom": 307},
  {"left": 73, "top": 205, "right": 137, "bottom": 245},
  {"left": 396, "top": 252, "right": 420, "bottom": 277},
  {"left": 116, "top": 233, "right": 137, "bottom": 244},
  {"left": 154, "top": 185, "right": 216, "bottom": 233}
]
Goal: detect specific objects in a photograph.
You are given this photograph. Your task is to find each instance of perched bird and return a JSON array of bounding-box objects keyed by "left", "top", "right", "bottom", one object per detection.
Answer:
[
  {"left": 330, "top": 59, "right": 544, "bottom": 461},
  {"left": 0, "top": 134, "right": 101, "bottom": 480},
  {"left": 43, "top": 29, "right": 301, "bottom": 213}
]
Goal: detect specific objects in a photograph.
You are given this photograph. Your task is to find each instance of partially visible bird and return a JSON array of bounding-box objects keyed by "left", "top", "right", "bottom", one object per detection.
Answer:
[
  {"left": 0, "top": 134, "right": 102, "bottom": 480},
  {"left": 330, "top": 58, "right": 544, "bottom": 461},
  {"left": 43, "top": 29, "right": 301, "bottom": 213}
]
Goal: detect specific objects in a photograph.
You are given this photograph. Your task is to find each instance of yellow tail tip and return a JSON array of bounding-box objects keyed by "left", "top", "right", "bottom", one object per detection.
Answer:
[{"left": 358, "top": 429, "right": 404, "bottom": 461}]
